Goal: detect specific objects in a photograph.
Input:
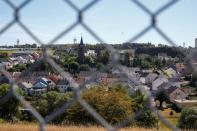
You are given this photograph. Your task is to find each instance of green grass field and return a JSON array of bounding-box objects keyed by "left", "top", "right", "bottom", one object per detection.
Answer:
[
  {"left": 0, "top": 50, "right": 14, "bottom": 56},
  {"left": 159, "top": 108, "right": 180, "bottom": 130}
]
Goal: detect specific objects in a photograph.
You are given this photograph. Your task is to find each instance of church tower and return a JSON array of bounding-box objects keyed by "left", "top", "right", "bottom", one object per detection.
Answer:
[{"left": 78, "top": 37, "right": 85, "bottom": 64}]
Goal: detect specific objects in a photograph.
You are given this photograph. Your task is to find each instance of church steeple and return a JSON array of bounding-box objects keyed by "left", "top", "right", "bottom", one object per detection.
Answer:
[
  {"left": 80, "top": 36, "right": 84, "bottom": 45},
  {"left": 78, "top": 36, "right": 85, "bottom": 64}
]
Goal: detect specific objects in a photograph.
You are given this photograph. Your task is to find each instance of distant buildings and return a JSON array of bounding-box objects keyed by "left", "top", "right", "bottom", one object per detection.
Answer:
[{"left": 195, "top": 38, "right": 197, "bottom": 48}]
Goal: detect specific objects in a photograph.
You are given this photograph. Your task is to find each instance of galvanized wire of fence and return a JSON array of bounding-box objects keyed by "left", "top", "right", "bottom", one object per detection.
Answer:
[{"left": 0, "top": 0, "right": 196, "bottom": 131}]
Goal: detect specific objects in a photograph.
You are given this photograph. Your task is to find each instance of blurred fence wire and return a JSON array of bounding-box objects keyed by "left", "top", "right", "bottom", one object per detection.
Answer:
[{"left": 0, "top": 0, "right": 196, "bottom": 131}]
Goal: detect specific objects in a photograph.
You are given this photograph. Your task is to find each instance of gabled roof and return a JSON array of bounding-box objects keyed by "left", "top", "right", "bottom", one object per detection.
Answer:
[
  {"left": 33, "top": 81, "right": 48, "bottom": 89},
  {"left": 168, "top": 77, "right": 181, "bottom": 82},
  {"left": 146, "top": 73, "right": 158, "bottom": 79},
  {"left": 165, "top": 86, "right": 179, "bottom": 94},
  {"left": 157, "top": 82, "right": 172, "bottom": 90},
  {"left": 166, "top": 64, "right": 177, "bottom": 72},
  {"left": 140, "top": 72, "right": 149, "bottom": 77}
]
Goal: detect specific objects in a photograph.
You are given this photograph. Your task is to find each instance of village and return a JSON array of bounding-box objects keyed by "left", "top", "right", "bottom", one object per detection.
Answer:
[{"left": 0, "top": 38, "right": 197, "bottom": 126}]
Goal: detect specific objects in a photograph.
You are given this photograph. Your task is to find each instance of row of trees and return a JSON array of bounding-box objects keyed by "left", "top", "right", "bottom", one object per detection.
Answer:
[
  {"left": 0, "top": 44, "right": 38, "bottom": 48},
  {"left": 135, "top": 46, "right": 184, "bottom": 58},
  {"left": 124, "top": 56, "right": 168, "bottom": 69}
]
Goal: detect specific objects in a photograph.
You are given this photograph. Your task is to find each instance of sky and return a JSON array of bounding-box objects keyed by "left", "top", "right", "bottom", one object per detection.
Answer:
[{"left": 0, "top": 0, "right": 197, "bottom": 47}]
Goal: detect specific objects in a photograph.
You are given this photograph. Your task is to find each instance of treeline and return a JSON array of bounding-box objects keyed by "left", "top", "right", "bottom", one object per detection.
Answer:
[
  {"left": 0, "top": 44, "right": 37, "bottom": 48},
  {"left": 113, "top": 42, "right": 155, "bottom": 49},
  {"left": 135, "top": 47, "right": 185, "bottom": 58}
]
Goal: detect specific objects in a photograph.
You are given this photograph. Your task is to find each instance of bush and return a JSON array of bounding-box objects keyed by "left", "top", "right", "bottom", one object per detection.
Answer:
[
  {"left": 178, "top": 107, "right": 197, "bottom": 129},
  {"left": 136, "top": 110, "right": 159, "bottom": 128}
]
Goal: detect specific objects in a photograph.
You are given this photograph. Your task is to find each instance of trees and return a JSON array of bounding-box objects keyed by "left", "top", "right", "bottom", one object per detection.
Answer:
[
  {"left": 96, "top": 50, "right": 109, "bottom": 65},
  {"left": 85, "top": 56, "right": 95, "bottom": 67},
  {"left": 33, "top": 91, "right": 71, "bottom": 123},
  {"left": 0, "top": 84, "right": 23, "bottom": 121},
  {"left": 69, "top": 62, "right": 79, "bottom": 74},
  {"left": 66, "top": 86, "right": 133, "bottom": 124},
  {"left": 191, "top": 72, "right": 197, "bottom": 87},
  {"left": 178, "top": 107, "right": 197, "bottom": 129},
  {"left": 155, "top": 91, "right": 169, "bottom": 108},
  {"left": 96, "top": 63, "right": 104, "bottom": 71},
  {"left": 7, "top": 64, "right": 26, "bottom": 72},
  {"left": 124, "top": 52, "right": 130, "bottom": 67}
]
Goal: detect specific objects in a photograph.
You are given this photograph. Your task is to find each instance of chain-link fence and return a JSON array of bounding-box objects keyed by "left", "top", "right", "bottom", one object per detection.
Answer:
[{"left": 0, "top": 0, "right": 197, "bottom": 131}]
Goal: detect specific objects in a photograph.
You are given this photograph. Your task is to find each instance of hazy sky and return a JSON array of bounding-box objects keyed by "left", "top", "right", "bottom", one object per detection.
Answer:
[{"left": 0, "top": 0, "right": 197, "bottom": 47}]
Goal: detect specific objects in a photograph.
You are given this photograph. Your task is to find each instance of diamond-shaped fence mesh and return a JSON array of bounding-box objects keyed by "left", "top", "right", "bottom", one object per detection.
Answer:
[{"left": 0, "top": 0, "right": 196, "bottom": 131}]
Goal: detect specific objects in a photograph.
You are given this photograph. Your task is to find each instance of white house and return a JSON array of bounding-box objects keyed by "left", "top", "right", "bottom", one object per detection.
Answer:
[
  {"left": 158, "top": 53, "right": 171, "bottom": 60},
  {"left": 85, "top": 50, "right": 96, "bottom": 57}
]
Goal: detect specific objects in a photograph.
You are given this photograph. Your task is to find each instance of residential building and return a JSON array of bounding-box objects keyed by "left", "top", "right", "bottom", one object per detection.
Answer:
[
  {"left": 195, "top": 38, "right": 197, "bottom": 48},
  {"left": 165, "top": 86, "right": 187, "bottom": 102},
  {"left": 57, "top": 79, "right": 72, "bottom": 93}
]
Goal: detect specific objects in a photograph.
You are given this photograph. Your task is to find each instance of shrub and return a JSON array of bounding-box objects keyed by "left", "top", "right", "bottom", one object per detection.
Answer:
[
  {"left": 178, "top": 107, "right": 197, "bottom": 129},
  {"left": 136, "top": 110, "right": 159, "bottom": 128}
]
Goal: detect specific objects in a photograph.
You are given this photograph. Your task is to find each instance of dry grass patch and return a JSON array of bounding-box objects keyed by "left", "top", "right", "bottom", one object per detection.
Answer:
[{"left": 0, "top": 123, "right": 163, "bottom": 131}]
